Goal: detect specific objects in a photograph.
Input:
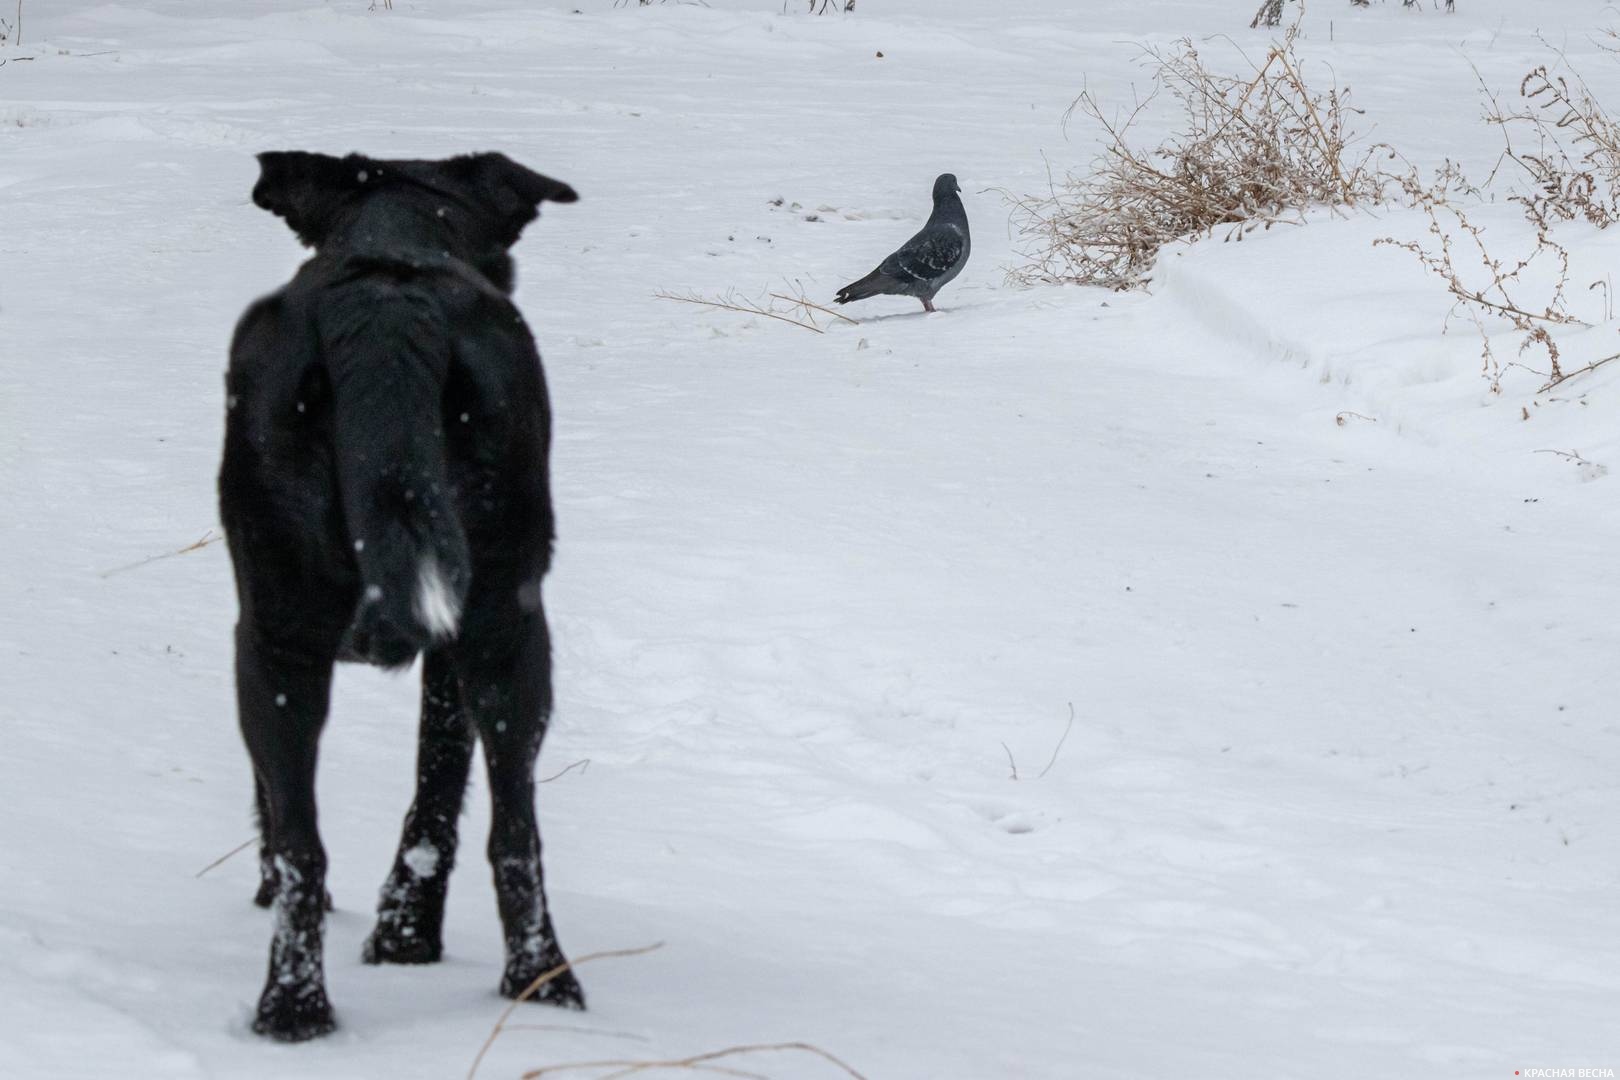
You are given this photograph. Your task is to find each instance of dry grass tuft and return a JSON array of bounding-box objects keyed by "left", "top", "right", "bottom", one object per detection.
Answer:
[
  {"left": 1486, "top": 60, "right": 1620, "bottom": 230},
  {"left": 1376, "top": 163, "right": 1588, "bottom": 392},
  {"left": 1376, "top": 49, "right": 1620, "bottom": 395},
  {"left": 1008, "top": 33, "right": 1388, "bottom": 290},
  {"left": 1250, "top": 0, "right": 1287, "bottom": 29},
  {"left": 1346, "top": 0, "right": 1457, "bottom": 13}
]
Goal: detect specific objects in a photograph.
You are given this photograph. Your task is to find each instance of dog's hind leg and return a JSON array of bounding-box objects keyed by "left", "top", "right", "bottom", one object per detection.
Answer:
[
  {"left": 252, "top": 772, "right": 335, "bottom": 913},
  {"left": 252, "top": 773, "right": 277, "bottom": 908},
  {"left": 459, "top": 613, "right": 583, "bottom": 1009},
  {"left": 236, "top": 622, "right": 340, "bottom": 1042},
  {"left": 363, "top": 648, "right": 475, "bottom": 965}
]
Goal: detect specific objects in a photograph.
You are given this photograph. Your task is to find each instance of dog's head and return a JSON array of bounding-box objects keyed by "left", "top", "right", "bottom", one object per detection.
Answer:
[{"left": 252, "top": 150, "right": 577, "bottom": 286}]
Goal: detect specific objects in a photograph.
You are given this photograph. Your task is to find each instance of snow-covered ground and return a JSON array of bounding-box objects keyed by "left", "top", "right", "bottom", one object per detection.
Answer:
[{"left": 2, "top": 1, "right": 1619, "bottom": 1077}]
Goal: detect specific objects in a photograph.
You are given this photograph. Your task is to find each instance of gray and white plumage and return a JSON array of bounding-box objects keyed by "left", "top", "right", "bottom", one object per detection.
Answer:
[{"left": 835, "top": 173, "right": 969, "bottom": 313}]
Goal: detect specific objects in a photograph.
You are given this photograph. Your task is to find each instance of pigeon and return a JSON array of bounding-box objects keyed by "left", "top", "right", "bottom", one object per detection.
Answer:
[{"left": 835, "top": 173, "right": 969, "bottom": 313}]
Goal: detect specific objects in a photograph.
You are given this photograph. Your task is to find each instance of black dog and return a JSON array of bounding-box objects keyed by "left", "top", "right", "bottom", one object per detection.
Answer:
[{"left": 219, "top": 150, "right": 579, "bottom": 1041}]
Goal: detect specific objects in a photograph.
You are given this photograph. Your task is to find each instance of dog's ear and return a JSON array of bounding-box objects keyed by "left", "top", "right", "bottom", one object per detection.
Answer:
[
  {"left": 252, "top": 151, "right": 364, "bottom": 247},
  {"left": 449, "top": 152, "right": 578, "bottom": 248}
]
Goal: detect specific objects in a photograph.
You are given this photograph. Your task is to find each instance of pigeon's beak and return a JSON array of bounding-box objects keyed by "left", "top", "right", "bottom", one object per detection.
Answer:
[{"left": 956, "top": 182, "right": 963, "bottom": 193}]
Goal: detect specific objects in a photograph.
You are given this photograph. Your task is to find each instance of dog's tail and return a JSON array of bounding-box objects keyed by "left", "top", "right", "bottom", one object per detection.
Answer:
[{"left": 321, "top": 273, "right": 471, "bottom": 669}]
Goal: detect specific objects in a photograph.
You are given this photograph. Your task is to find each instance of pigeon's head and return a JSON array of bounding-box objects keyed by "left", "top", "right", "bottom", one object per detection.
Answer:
[
  {"left": 933, "top": 173, "right": 962, "bottom": 201},
  {"left": 252, "top": 150, "right": 577, "bottom": 289}
]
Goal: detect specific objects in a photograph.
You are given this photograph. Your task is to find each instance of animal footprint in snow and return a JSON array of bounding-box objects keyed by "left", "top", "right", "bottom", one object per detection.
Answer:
[{"left": 972, "top": 800, "right": 1041, "bottom": 835}]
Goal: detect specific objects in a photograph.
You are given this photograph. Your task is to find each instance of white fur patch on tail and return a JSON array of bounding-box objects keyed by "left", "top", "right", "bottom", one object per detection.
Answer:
[{"left": 414, "top": 555, "right": 462, "bottom": 640}]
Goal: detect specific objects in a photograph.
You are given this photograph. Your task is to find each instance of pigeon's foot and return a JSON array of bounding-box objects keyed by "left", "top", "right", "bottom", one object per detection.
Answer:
[{"left": 921, "top": 298, "right": 936, "bottom": 313}]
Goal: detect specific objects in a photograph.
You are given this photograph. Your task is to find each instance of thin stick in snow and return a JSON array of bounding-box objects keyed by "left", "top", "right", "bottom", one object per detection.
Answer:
[
  {"left": 538, "top": 758, "right": 591, "bottom": 784},
  {"left": 1004, "top": 702, "right": 1076, "bottom": 781},
  {"left": 1035, "top": 702, "right": 1076, "bottom": 780},
  {"left": 520, "top": 1040, "right": 871, "bottom": 1080},
  {"left": 655, "top": 290, "right": 824, "bottom": 333},
  {"left": 468, "top": 942, "right": 666, "bottom": 1080},
  {"left": 193, "top": 836, "right": 256, "bottom": 878},
  {"left": 99, "top": 529, "right": 222, "bottom": 578},
  {"left": 501, "top": 1024, "right": 652, "bottom": 1044},
  {"left": 767, "top": 292, "right": 858, "bottom": 326},
  {"left": 653, "top": 287, "right": 858, "bottom": 333},
  {"left": 1534, "top": 447, "right": 1601, "bottom": 466},
  {"left": 1539, "top": 352, "right": 1620, "bottom": 393}
]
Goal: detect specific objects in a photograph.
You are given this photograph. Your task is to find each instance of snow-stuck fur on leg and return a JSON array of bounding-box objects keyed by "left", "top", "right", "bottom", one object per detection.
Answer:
[
  {"left": 221, "top": 149, "right": 579, "bottom": 1040},
  {"left": 364, "top": 651, "right": 475, "bottom": 966},
  {"left": 256, "top": 853, "right": 335, "bottom": 1041}
]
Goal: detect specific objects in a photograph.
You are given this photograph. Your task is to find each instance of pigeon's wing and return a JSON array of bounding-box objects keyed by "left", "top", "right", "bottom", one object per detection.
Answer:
[{"left": 878, "top": 223, "right": 966, "bottom": 290}]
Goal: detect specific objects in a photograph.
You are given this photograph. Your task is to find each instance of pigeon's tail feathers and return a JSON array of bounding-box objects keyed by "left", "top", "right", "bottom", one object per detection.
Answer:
[{"left": 835, "top": 269, "right": 888, "bottom": 305}]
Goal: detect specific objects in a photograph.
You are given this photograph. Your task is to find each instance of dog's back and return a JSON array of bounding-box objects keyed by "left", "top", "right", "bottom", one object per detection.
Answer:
[
  {"left": 223, "top": 251, "right": 549, "bottom": 668},
  {"left": 221, "top": 152, "right": 573, "bottom": 671}
]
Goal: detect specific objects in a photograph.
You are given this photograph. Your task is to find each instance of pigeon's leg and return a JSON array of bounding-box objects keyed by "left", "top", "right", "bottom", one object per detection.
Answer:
[{"left": 922, "top": 298, "right": 937, "bottom": 313}]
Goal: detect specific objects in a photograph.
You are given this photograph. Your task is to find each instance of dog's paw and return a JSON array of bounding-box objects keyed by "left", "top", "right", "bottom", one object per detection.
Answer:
[
  {"left": 362, "top": 923, "right": 443, "bottom": 965},
  {"left": 252, "top": 983, "right": 336, "bottom": 1042},
  {"left": 501, "top": 964, "right": 586, "bottom": 1010}
]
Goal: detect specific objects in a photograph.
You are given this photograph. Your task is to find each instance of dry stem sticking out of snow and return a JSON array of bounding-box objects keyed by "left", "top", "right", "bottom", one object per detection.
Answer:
[
  {"left": 654, "top": 286, "right": 857, "bottom": 333},
  {"left": 99, "top": 530, "right": 222, "bottom": 578},
  {"left": 193, "top": 837, "right": 257, "bottom": 879},
  {"left": 520, "top": 1040, "right": 871, "bottom": 1080},
  {"left": 465, "top": 942, "right": 869, "bottom": 1080},
  {"left": 538, "top": 758, "right": 592, "bottom": 784},
  {"left": 1001, "top": 701, "right": 1076, "bottom": 781}
]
